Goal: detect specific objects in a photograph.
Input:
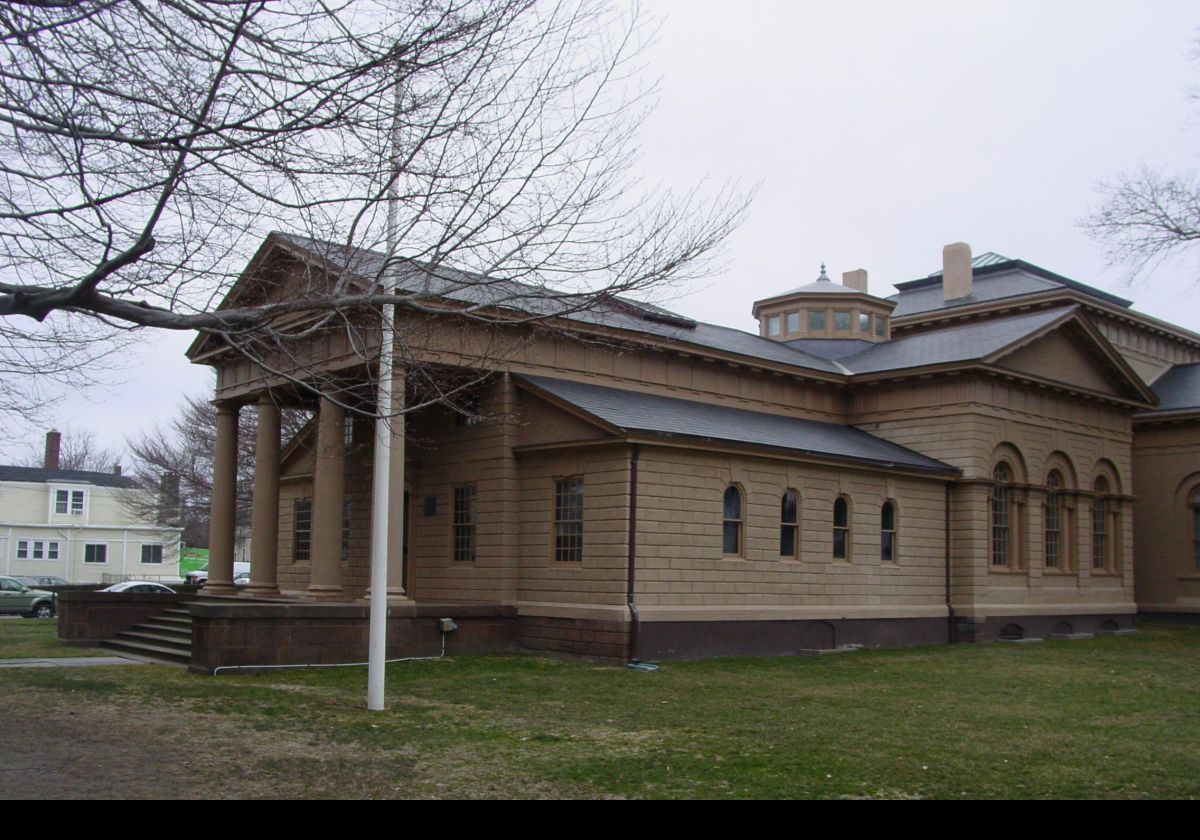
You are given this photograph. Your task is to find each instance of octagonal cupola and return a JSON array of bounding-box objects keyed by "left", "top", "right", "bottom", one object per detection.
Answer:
[{"left": 751, "top": 264, "right": 896, "bottom": 343}]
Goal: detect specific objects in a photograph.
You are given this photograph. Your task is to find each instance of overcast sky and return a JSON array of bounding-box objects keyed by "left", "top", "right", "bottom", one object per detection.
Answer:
[{"left": 4, "top": 1, "right": 1199, "bottom": 465}]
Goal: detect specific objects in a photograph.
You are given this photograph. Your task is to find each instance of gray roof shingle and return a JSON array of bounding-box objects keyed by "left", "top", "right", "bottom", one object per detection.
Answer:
[
  {"left": 518, "top": 375, "right": 958, "bottom": 474},
  {"left": 0, "top": 465, "right": 139, "bottom": 488},
  {"left": 1146, "top": 363, "right": 1200, "bottom": 414},
  {"left": 840, "top": 307, "right": 1073, "bottom": 374}
]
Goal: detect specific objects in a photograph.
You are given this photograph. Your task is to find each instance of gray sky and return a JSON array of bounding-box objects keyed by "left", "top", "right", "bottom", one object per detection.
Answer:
[{"left": 4, "top": 1, "right": 1199, "bottom": 464}]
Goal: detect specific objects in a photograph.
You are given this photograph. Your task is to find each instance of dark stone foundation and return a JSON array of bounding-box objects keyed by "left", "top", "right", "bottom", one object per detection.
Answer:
[{"left": 953, "top": 613, "right": 1136, "bottom": 643}]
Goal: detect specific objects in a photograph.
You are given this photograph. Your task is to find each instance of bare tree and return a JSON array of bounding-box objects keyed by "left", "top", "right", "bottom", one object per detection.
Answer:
[
  {"left": 125, "top": 389, "right": 311, "bottom": 547},
  {"left": 1083, "top": 41, "right": 1200, "bottom": 280},
  {"left": 18, "top": 425, "right": 123, "bottom": 473},
  {"left": 0, "top": 0, "right": 747, "bottom": 416}
]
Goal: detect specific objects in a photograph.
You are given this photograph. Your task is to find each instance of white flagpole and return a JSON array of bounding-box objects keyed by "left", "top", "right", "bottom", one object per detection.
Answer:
[{"left": 367, "top": 68, "right": 403, "bottom": 712}]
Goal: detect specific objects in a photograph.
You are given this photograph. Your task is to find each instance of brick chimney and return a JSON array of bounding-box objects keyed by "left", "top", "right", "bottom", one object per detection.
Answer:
[
  {"left": 112, "top": 464, "right": 122, "bottom": 476},
  {"left": 943, "top": 242, "right": 973, "bottom": 302},
  {"left": 44, "top": 429, "right": 61, "bottom": 470},
  {"left": 842, "top": 269, "right": 868, "bottom": 294}
]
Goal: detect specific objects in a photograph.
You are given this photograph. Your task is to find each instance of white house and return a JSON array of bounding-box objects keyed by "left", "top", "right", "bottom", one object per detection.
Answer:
[{"left": 0, "top": 432, "right": 183, "bottom": 584}]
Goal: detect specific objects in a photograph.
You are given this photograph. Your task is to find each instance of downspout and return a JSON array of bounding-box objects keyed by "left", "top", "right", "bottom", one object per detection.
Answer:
[
  {"left": 945, "top": 482, "right": 956, "bottom": 644},
  {"left": 626, "top": 443, "right": 641, "bottom": 664}
]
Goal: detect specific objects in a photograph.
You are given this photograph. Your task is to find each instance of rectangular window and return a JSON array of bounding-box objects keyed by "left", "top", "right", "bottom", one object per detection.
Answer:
[
  {"left": 833, "top": 310, "right": 852, "bottom": 331},
  {"left": 16, "top": 541, "right": 28, "bottom": 559},
  {"left": 294, "top": 499, "right": 313, "bottom": 562},
  {"left": 767, "top": 314, "right": 781, "bottom": 337},
  {"left": 141, "top": 544, "right": 164, "bottom": 564},
  {"left": 875, "top": 316, "right": 887, "bottom": 337},
  {"left": 55, "top": 490, "right": 68, "bottom": 514},
  {"left": 554, "top": 478, "right": 584, "bottom": 563},
  {"left": 786, "top": 311, "right": 800, "bottom": 333},
  {"left": 809, "top": 310, "right": 827, "bottom": 331},
  {"left": 31, "top": 541, "right": 44, "bottom": 560},
  {"left": 858, "top": 312, "right": 871, "bottom": 333},
  {"left": 84, "top": 544, "right": 107, "bottom": 564},
  {"left": 1092, "top": 499, "right": 1107, "bottom": 570},
  {"left": 453, "top": 485, "right": 477, "bottom": 563},
  {"left": 71, "top": 490, "right": 84, "bottom": 515},
  {"left": 342, "top": 498, "right": 352, "bottom": 562},
  {"left": 46, "top": 542, "right": 59, "bottom": 561}
]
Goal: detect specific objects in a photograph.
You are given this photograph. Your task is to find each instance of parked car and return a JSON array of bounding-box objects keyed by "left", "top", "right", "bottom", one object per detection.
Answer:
[
  {"left": 99, "top": 581, "right": 177, "bottom": 594},
  {"left": 22, "top": 576, "right": 68, "bottom": 588},
  {"left": 0, "top": 575, "right": 56, "bottom": 618},
  {"left": 185, "top": 561, "right": 250, "bottom": 586},
  {"left": 234, "top": 572, "right": 250, "bottom": 587}
]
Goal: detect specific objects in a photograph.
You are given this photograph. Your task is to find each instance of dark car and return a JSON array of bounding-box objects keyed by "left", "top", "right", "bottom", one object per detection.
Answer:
[{"left": 0, "top": 576, "right": 56, "bottom": 618}]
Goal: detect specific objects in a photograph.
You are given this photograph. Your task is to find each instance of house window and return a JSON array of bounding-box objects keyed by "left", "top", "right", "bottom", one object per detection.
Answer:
[
  {"left": 780, "top": 489, "right": 799, "bottom": 559},
  {"left": 55, "top": 490, "right": 68, "bottom": 514},
  {"left": 453, "top": 484, "right": 477, "bottom": 563},
  {"left": 767, "top": 314, "right": 781, "bottom": 337},
  {"left": 554, "top": 478, "right": 584, "bottom": 562},
  {"left": 31, "top": 541, "right": 44, "bottom": 560},
  {"left": 786, "top": 311, "right": 800, "bottom": 333},
  {"left": 343, "top": 415, "right": 355, "bottom": 447},
  {"left": 342, "top": 498, "right": 352, "bottom": 562},
  {"left": 875, "top": 316, "right": 887, "bottom": 337},
  {"left": 141, "top": 544, "right": 164, "bottom": 564},
  {"left": 991, "top": 463, "right": 1013, "bottom": 567},
  {"left": 723, "top": 485, "right": 743, "bottom": 556},
  {"left": 84, "top": 544, "right": 107, "bottom": 564},
  {"left": 833, "top": 496, "right": 851, "bottom": 560},
  {"left": 833, "top": 310, "right": 851, "bottom": 331},
  {"left": 1191, "top": 486, "right": 1200, "bottom": 571},
  {"left": 1092, "top": 477, "right": 1111, "bottom": 570},
  {"left": 858, "top": 312, "right": 871, "bottom": 333},
  {"left": 809, "top": 310, "right": 827, "bottom": 331},
  {"left": 294, "top": 499, "right": 313, "bottom": 562},
  {"left": 1044, "top": 470, "right": 1064, "bottom": 570},
  {"left": 46, "top": 541, "right": 59, "bottom": 561},
  {"left": 881, "top": 500, "right": 897, "bottom": 563}
]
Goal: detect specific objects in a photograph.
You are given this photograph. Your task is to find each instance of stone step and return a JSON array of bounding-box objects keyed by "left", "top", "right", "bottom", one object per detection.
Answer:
[
  {"left": 152, "top": 614, "right": 192, "bottom": 628},
  {"left": 138, "top": 623, "right": 190, "bottom": 641},
  {"left": 117, "top": 629, "right": 191, "bottom": 651},
  {"left": 101, "top": 639, "right": 190, "bottom": 666}
]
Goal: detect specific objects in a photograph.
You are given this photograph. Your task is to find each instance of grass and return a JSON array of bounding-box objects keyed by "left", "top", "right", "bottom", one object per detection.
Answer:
[
  {"left": 5, "top": 620, "right": 1200, "bottom": 798},
  {"left": 0, "top": 618, "right": 107, "bottom": 659}
]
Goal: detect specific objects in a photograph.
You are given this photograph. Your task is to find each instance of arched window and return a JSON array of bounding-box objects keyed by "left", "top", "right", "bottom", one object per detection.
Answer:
[
  {"left": 1191, "top": 486, "right": 1200, "bottom": 572},
  {"left": 723, "top": 485, "right": 743, "bottom": 556},
  {"left": 881, "top": 500, "right": 897, "bottom": 563},
  {"left": 1092, "top": 476, "right": 1110, "bottom": 570},
  {"left": 992, "top": 463, "right": 1013, "bottom": 568},
  {"left": 780, "top": 490, "right": 799, "bottom": 559},
  {"left": 833, "top": 496, "right": 850, "bottom": 560},
  {"left": 1044, "top": 470, "right": 1064, "bottom": 569}
]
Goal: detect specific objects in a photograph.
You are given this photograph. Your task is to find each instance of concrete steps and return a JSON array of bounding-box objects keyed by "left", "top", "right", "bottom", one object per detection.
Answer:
[{"left": 101, "top": 606, "right": 193, "bottom": 666}]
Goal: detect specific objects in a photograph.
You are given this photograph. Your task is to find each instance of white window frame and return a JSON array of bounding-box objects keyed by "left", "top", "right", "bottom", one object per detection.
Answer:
[
  {"left": 16, "top": 540, "right": 28, "bottom": 559},
  {"left": 52, "top": 487, "right": 87, "bottom": 517},
  {"left": 83, "top": 543, "right": 108, "bottom": 565},
  {"left": 140, "top": 544, "right": 164, "bottom": 565}
]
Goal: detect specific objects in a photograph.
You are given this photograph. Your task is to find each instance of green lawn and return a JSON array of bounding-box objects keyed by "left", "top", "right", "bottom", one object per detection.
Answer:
[
  {"left": 0, "top": 618, "right": 107, "bottom": 659},
  {"left": 5, "top": 621, "right": 1200, "bottom": 798}
]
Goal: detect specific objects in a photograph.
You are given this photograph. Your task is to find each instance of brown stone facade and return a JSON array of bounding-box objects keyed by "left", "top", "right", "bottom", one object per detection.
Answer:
[{"left": 165, "top": 236, "right": 1200, "bottom": 668}]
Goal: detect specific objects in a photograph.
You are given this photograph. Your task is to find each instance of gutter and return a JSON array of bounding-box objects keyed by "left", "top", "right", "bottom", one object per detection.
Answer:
[
  {"left": 945, "top": 483, "right": 956, "bottom": 644},
  {"left": 626, "top": 443, "right": 642, "bottom": 665}
]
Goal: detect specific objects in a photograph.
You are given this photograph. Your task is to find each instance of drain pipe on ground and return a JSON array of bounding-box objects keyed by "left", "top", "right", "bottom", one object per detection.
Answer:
[
  {"left": 212, "top": 626, "right": 452, "bottom": 676},
  {"left": 625, "top": 444, "right": 658, "bottom": 672}
]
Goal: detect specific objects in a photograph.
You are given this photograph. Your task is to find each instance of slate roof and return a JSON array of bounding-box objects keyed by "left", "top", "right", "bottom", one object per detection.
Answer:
[
  {"left": 0, "top": 465, "right": 139, "bottom": 489},
  {"left": 517, "top": 375, "right": 958, "bottom": 474},
  {"left": 840, "top": 307, "right": 1074, "bottom": 374},
  {"left": 268, "top": 233, "right": 845, "bottom": 376},
  {"left": 1145, "top": 363, "right": 1200, "bottom": 414},
  {"left": 890, "top": 259, "right": 1133, "bottom": 319}
]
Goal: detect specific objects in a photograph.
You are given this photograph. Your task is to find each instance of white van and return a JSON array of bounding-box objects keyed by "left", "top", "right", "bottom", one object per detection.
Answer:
[{"left": 185, "top": 561, "right": 251, "bottom": 586}]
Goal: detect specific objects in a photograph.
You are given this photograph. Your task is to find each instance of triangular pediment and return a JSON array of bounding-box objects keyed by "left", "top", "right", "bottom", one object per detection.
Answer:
[
  {"left": 514, "top": 384, "right": 614, "bottom": 448},
  {"left": 989, "top": 315, "right": 1155, "bottom": 405}
]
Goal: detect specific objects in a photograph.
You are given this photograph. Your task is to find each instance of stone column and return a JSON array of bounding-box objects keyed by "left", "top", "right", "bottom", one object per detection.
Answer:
[
  {"left": 247, "top": 394, "right": 281, "bottom": 596},
  {"left": 386, "top": 367, "right": 408, "bottom": 598},
  {"left": 206, "top": 402, "right": 240, "bottom": 594},
  {"left": 308, "top": 396, "right": 345, "bottom": 599}
]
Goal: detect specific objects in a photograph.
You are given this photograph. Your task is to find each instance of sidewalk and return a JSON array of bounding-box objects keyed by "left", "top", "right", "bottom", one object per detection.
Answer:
[{"left": 0, "top": 656, "right": 144, "bottom": 668}]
